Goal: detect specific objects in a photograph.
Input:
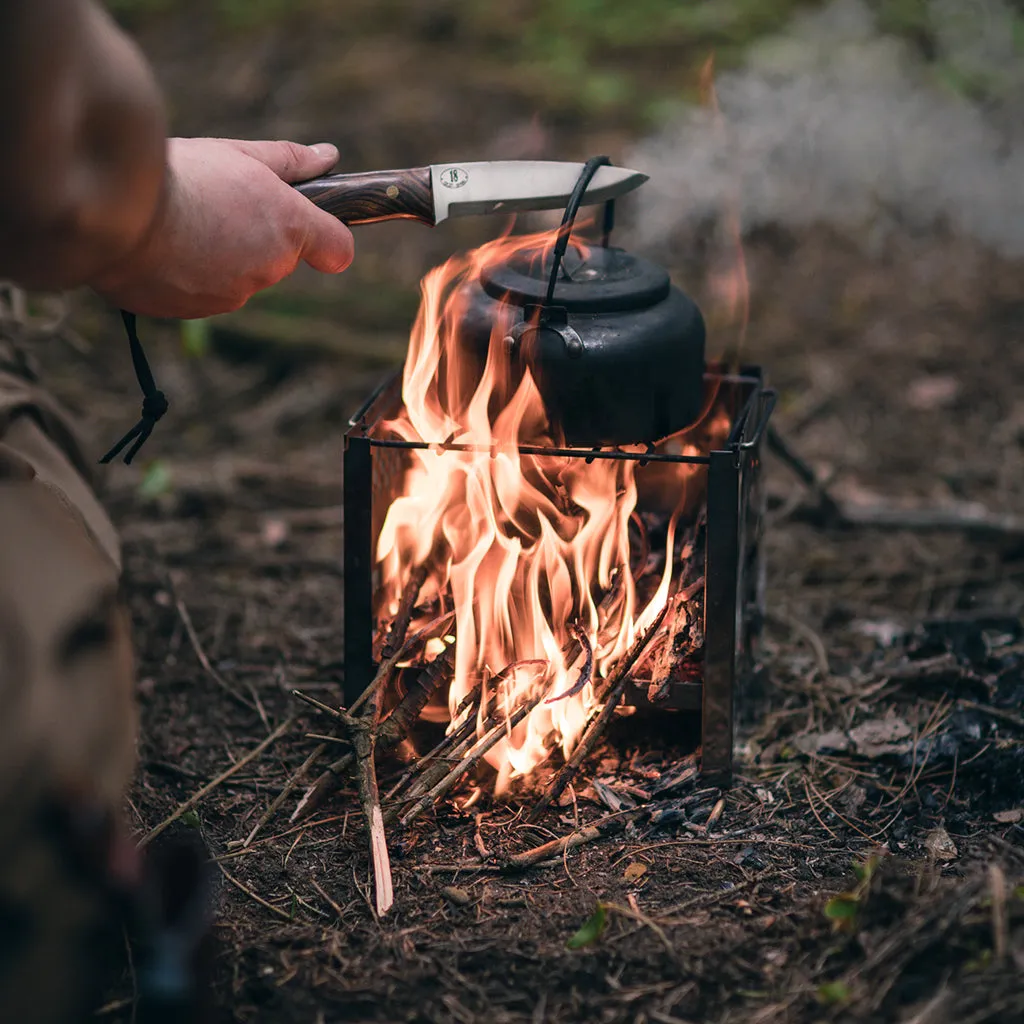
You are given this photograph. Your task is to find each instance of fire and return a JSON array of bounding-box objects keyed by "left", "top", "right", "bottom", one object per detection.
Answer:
[{"left": 374, "top": 229, "right": 709, "bottom": 790}]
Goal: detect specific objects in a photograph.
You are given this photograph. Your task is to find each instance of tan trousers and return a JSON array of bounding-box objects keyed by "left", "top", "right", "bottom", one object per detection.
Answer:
[{"left": 0, "top": 349, "right": 137, "bottom": 1023}]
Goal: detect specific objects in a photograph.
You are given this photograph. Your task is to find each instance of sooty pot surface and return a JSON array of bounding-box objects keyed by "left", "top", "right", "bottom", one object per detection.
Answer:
[{"left": 454, "top": 245, "right": 706, "bottom": 447}]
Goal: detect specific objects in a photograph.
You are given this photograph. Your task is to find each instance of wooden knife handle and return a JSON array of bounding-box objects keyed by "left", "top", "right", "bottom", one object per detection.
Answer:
[{"left": 294, "top": 167, "right": 434, "bottom": 225}]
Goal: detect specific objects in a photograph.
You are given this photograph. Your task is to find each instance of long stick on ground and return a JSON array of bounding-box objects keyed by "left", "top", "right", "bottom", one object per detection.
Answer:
[
  {"left": 529, "top": 604, "right": 668, "bottom": 823},
  {"left": 243, "top": 742, "right": 326, "bottom": 847},
  {"left": 507, "top": 810, "right": 637, "bottom": 869},
  {"left": 144, "top": 715, "right": 296, "bottom": 845}
]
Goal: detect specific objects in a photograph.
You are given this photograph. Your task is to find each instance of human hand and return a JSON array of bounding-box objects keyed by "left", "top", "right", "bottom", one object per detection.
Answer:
[{"left": 89, "top": 138, "right": 355, "bottom": 318}]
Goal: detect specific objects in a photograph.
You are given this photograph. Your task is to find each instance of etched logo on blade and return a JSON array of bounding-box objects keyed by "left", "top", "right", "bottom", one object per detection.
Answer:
[{"left": 439, "top": 167, "right": 469, "bottom": 189}]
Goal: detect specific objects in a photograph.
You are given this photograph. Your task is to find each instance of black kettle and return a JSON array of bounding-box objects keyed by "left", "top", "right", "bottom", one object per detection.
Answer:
[{"left": 452, "top": 242, "right": 706, "bottom": 447}]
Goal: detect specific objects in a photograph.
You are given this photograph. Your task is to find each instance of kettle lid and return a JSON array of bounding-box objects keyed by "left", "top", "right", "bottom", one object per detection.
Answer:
[{"left": 480, "top": 245, "right": 671, "bottom": 314}]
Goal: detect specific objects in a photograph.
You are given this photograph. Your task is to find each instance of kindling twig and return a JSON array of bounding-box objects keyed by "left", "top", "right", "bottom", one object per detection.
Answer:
[
  {"left": 383, "top": 685, "right": 481, "bottom": 804},
  {"left": 171, "top": 586, "right": 256, "bottom": 714},
  {"left": 529, "top": 604, "right": 669, "bottom": 823},
  {"left": 507, "top": 807, "right": 642, "bottom": 869},
  {"left": 769, "top": 424, "right": 1024, "bottom": 537}
]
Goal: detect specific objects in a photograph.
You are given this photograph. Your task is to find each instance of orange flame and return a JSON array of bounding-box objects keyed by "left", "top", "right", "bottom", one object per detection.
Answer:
[{"left": 373, "top": 227, "right": 717, "bottom": 791}]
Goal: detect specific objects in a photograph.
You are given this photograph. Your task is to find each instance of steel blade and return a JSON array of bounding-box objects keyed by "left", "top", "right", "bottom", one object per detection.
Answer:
[{"left": 429, "top": 161, "right": 648, "bottom": 224}]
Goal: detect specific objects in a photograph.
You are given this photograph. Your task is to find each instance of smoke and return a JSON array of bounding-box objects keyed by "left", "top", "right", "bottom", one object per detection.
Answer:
[{"left": 625, "top": 0, "right": 1024, "bottom": 258}]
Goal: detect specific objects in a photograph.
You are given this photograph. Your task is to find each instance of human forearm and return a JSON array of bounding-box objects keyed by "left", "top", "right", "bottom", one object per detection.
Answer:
[{"left": 0, "top": 0, "right": 167, "bottom": 289}]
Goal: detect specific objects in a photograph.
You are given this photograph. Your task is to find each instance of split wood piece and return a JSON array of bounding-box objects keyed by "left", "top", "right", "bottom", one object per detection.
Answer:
[
  {"left": 377, "top": 644, "right": 456, "bottom": 748},
  {"left": 341, "top": 705, "right": 393, "bottom": 915},
  {"left": 290, "top": 641, "right": 456, "bottom": 823},
  {"left": 381, "top": 565, "right": 429, "bottom": 660},
  {"left": 398, "top": 692, "right": 545, "bottom": 827},
  {"left": 645, "top": 591, "right": 690, "bottom": 694},
  {"left": 528, "top": 603, "right": 669, "bottom": 823}
]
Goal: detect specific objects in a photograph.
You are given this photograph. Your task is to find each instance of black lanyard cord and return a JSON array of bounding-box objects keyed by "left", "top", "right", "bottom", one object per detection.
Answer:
[{"left": 100, "top": 310, "right": 169, "bottom": 465}]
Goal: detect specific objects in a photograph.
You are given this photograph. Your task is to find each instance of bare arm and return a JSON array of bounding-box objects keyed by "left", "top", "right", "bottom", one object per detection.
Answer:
[{"left": 0, "top": 0, "right": 167, "bottom": 289}]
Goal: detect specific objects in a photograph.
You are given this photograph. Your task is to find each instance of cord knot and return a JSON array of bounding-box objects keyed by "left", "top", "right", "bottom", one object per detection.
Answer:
[{"left": 100, "top": 310, "right": 170, "bottom": 466}]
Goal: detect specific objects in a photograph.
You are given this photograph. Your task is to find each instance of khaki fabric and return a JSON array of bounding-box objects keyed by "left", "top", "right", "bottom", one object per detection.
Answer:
[{"left": 0, "top": 354, "right": 137, "bottom": 1023}]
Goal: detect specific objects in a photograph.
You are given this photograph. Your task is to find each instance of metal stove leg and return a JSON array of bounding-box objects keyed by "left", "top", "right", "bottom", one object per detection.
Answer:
[
  {"left": 703, "top": 449, "right": 741, "bottom": 786},
  {"left": 343, "top": 434, "right": 374, "bottom": 707}
]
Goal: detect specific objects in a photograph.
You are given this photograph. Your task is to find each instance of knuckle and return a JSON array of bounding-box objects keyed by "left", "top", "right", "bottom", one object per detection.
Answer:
[{"left": 279, "top": 140, "right": 309, "bottom": 177}]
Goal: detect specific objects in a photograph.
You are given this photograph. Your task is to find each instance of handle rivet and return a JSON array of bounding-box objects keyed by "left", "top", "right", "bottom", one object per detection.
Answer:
[{"left": 386, "top": 185, "right": 400, "bottom": 199}]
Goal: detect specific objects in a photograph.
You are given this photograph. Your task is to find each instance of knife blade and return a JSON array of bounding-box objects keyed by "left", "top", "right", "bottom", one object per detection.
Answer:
[{"left": 293, "top": 160, "right": 647, "bottom": 226}]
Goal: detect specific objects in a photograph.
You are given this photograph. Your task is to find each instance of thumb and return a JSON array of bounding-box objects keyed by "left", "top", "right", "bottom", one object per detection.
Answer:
[
  {"left": 300, "top": 205, "right": 356, "bottom": 275},
  {"left": 227, "top": 139, "right": 340, "bottom": 183}
]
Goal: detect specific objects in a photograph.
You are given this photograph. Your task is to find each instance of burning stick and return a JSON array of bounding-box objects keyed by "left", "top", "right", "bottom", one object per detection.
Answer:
[
  {"left": 528, "top": 603, "right": 669, "bottom": 823},
  {"left": 398, "top": 691, "right": 545, "bottom": 827},
  {"left": 381, "top": 564, "right": 429, "bottom": 660},
  {"left": 629, "top": 511, "right": 651, "bottom": 579},
  {"left": 351, "top": 610, "right": 454, "bottom": 717},
  {"left": 377, "top": 644, "right": 456, "bottom": 748},
  {"left": 546, "top": 623, "right": 593, "bottom": 704}
]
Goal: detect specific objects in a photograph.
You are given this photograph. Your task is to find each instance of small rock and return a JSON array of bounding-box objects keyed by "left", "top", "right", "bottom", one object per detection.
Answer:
[
  {"left": 441, "top": 886, "right": 472, "bottom": 906},
  {"left": 906, "top": 374, "right": 960, "bottom": 411},
  {"left": 261, "top": 517, "right": 289, "bottom": 548},
  {"left": 924, "top": 826, "right": 958, "bottom": 861}
]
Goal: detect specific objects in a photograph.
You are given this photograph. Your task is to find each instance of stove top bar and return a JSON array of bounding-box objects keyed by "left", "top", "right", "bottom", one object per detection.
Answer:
[{"left": 342, "top": 362, "right": 774, "bottom": 785}]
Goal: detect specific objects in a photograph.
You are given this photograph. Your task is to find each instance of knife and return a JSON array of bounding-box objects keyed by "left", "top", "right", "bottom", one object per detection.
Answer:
[{"left": 293, "top": 160, "right": 647, "bottom": 226}]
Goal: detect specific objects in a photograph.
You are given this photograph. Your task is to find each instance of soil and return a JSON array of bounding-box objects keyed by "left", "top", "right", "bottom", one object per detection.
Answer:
[{"left": 26, "top": 11, "right": 1024, "bottom": 1023}]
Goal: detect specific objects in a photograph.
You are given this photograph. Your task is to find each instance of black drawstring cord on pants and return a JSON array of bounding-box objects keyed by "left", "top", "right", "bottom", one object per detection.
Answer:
[{"left": 100, "top": 310, "right": 169, "bottom": 465}]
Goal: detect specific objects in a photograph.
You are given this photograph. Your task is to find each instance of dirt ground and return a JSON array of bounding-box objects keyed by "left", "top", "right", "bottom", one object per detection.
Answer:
[{"left": 25, "top": 10, "right": 1024, "bottom": 1023}]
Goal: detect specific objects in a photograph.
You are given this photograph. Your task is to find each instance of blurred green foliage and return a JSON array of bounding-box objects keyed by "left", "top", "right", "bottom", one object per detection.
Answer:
[{"left": 107, "top": 0, "right": 1021, "bottom": 122}]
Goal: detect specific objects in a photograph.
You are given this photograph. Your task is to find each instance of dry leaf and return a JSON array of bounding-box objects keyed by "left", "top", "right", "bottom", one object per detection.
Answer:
[
  {"left": 622, "top": 861, "right": 648, "bottom": 883},
  {"left": 849, "top": 717, "right": 913, "bottom": 758},
  {"left": 993, "top": 809, "right": 1023, "bottom": 824}
]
